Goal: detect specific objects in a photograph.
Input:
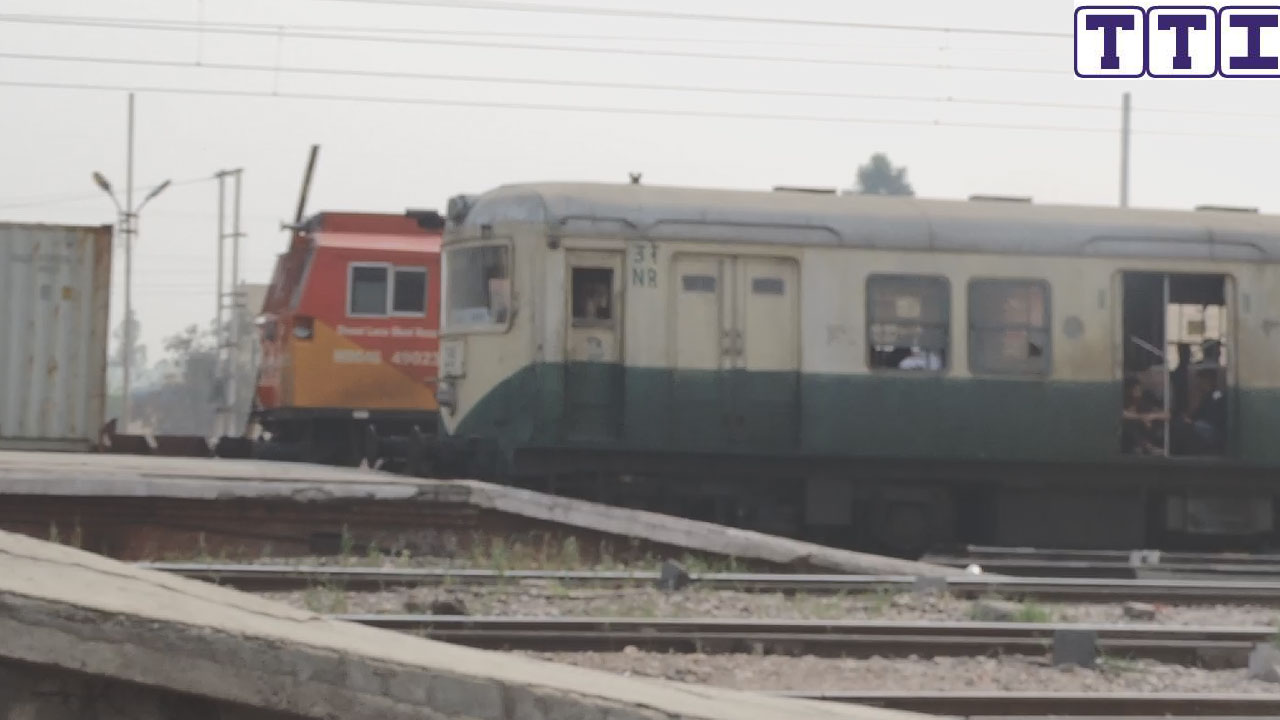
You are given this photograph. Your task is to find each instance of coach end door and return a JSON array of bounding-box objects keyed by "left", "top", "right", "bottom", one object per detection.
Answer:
[
  {"left": 672, "top": 255, "right": 732, "bottom": 449},
  {"left": 564, "top": 251, "right": 624, "bottom": 442},
  {"left": 734, "top": 257, "right": 800, "bottom": 451}
]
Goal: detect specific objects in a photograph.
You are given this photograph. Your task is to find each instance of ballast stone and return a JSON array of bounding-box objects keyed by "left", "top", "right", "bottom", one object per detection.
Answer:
[
  {"left": 970, "top": 599, "right": 1021, "bottom": 623},
  {"left": 1122, "top": 601, "right": 1158, "bottom": 621}
]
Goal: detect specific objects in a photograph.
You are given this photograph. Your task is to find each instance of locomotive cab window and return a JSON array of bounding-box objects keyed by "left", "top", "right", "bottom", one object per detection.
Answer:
[
  {"left": 445, "top": 243, "right": 511, "bottom": 329},
  {"left": 348, "top": 264, "right": 427, "bottom": 317},
  {"left": 349, "top": 265, "right": 389, "bottom": 316},
  {"left": 572, "top": 268, "right": 614, "bottom": 325},
  {"left": 968, "top": 279, "right": 1050, "bottom": 376},
  {"left": 392, "top": 268, "right": 427, "bottom": 315},
  {"left": 867, "top": 275, "right": 949, "bottom": 371}
]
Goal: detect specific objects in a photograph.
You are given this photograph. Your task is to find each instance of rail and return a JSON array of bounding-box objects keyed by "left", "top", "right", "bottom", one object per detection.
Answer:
[
  {"left": 923, "top": 545, "right": 1280, "bottom": 580},
  {"left": 329, "top": 615, "right": 1273, "bottom": 666},
  {"left": 141, "top": 562, "right": 1280, "bottom": 604},
  {"left": 778, "top": 690, "right": 1280, "bottom": 717}
]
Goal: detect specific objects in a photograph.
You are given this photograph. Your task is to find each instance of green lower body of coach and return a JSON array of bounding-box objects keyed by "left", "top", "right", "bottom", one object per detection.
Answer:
[{"left": 446, "top": 362, "right": 1280, "bottom": 470}]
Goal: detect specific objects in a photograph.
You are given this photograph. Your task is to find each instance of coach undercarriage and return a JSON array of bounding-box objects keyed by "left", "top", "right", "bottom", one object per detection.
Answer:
[{"left": 498, "top": 448, "right": 1278, "bottom": 557}]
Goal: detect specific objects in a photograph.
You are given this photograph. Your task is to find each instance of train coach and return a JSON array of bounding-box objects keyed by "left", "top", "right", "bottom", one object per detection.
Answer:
[{"left": 432, "top": 182, "right": 1280, "bottom": 555}]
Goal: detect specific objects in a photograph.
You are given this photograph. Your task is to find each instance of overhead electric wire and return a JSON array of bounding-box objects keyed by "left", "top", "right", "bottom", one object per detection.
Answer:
[
  {"left": 4, "top": 47, "right": 1278, "bottom": 123},
  {"left": 0, "top": 176, "right": 215, "bottom": 211},
  {"left": 3, "top": 14, "right": 1275, "bottom": 121},
  {"left": 1, "top": 78, "right": 1271, "bottom": 140},
  {"left": 0, "top": 12, "right": 1057, "bottom": 53},
  {"left": 304, "top": 0, "right": 1071, "bottom": 39},
  {"left": 0, "top": 15, "right": 1061, "bottom": 75},
  {"left": 0, "top": 50, "right": 1113, "bottom": 113}
]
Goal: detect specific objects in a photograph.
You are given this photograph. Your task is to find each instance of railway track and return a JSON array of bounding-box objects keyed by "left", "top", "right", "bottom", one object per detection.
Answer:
[
  {"left": 923, "top": 545, "right": 1280, "bottom": 580},
  {"left": 143, "top": 562, "right": 1280, "bottom": 605},
  {"left": 332, "top": 615, "right": 1273, "bottom": 666},
  {"left": 779, "top": 690, "right": 1280, "bottom": 717}
]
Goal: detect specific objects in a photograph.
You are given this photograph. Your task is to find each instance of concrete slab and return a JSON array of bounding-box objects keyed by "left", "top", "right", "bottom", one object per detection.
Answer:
[
  {"left": 0, "top": 450, "right": 966, "bottom": 577},
  {"left": 0, "top": 529, "right": 933, "bottom": 720}
]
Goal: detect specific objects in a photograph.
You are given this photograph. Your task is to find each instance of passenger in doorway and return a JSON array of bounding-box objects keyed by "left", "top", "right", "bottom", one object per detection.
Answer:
[
  {"left": 1169, "top": 343, "right": 1192, "bottom": 418},
  {"left": 1188, "top": 367, "right": 1227, "bottom": 455},
  {"left": 1203, "top": 339, "right": 1223, "bottom": 366},
  {"left": 1122, "top": 376, "right": 1167, "bottom": 455}
]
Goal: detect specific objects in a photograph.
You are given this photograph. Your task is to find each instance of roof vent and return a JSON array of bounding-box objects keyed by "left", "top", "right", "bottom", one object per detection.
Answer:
[
  {"left": 1195, "top": 204, "right": 1258, "bottom": 213},
  {"left": 969, "top": 194, "right": 1032, "bottom": 203},
  {"left": 446, "top": 194, "right": 476, "bottom": 224},
  {"left": 405, "top": 209, "right": 446, "bottom": 231},
  {"left": 773, "top": 186, "right": 836, "bottom": 195}
]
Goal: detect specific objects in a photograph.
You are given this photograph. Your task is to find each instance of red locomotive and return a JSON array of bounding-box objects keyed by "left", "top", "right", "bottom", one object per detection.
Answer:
[{"left": 251, "top": 210, "right": 443, "bottom": 469}]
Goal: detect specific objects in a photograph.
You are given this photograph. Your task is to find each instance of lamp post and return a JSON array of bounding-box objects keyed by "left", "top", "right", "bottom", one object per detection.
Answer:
[{"left": 92, "top": 93, "right": 171, "bottom": 430}]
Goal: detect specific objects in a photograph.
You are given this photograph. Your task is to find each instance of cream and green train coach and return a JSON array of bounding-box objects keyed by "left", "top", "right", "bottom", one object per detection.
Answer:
[{"left": 432, "top": 181, "right": 1280, "bottom": 554}]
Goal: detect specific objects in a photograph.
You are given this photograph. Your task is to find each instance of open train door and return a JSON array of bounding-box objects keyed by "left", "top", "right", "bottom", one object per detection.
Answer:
[
  {"left": 1119, "top": 271, "right": 1233, "bottom": 458},
  {"left": 564, "top": 250, "right": 625, "bottom": 442},
  {"left": 1118, "top": 271, "right": 1269, "bottom": 538}
]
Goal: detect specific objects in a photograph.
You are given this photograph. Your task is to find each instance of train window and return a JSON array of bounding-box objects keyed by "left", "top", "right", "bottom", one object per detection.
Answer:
[
  {"left": 572, "top": 268, "right": 613, "bottom": 325},
  {"left": 969, "top": 279, "right": 1051, "bottom": 377},
  {"left": 682, "top": 274, "right": 716, "bottom": 293},
  {"left": 349, "top": 265, "right": 388, "bottom": 316},
  {"left": 867, "top": 275, "right": 948, "bottom": 371},
  {"left": 445, "top": 243, "right": 511, "bottom": 329},
  {"left": 392, "top": 268, "right": 427, "bottom": 315},
  {"left": 752, "top": 277, "right": 785, "bottom": 295}
]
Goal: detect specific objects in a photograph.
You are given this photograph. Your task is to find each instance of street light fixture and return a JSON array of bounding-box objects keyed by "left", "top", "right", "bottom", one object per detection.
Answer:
[
  {"left": 139, "top": 179, "right": 171, "bottom": 210},
  {"left": 92, "top": 171, "right": 115, "bottom": 199}
]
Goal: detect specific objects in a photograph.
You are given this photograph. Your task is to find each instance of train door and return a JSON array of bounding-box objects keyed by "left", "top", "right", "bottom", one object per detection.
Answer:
[
  {"left": 564, "top": 251, "right": 624, "bottom": 442},
  {"left": 671, "top": 255, "right": 732, "bottom": 448},
  {"left": 733, "top": 257, "right": 800, "bottom": 450},
  {"left": 671, "top": 254, "right": 799, "bottom": 451},
  {"left": 1119, "top": 272, "right": 1232, "bottom": 457}
]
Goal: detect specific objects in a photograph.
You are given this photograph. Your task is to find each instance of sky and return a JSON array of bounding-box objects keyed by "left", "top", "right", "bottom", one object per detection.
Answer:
[{"left": 0, "top": 0, "right": 1275, "bottom": 356}]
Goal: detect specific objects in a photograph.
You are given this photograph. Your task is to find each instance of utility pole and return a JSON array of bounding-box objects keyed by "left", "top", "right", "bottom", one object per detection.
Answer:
[
  {"left": 214, "top": 168, "right": 245, "bottom": 437},
  {"left": 92, "top": 92, "right": 170, "bottom": 431},
  {"left": 123, "top": 92, "right": 135, "bottom": 429},
  {"left": 1120, "top": 91, "right": 1131, "bottom": 208}
]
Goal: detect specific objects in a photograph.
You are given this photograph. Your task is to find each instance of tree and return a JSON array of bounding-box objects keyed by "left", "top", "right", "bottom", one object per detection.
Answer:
[
  {"left": 132, "top": 323, "right": 219, "bottom": 436},
  {"left": 132, "top": 312, "right": 260, "bottom": 438},
  {"left": 855, "top": 153, "right": 915, "bottom": 196},
  {"left": 109, "top": 310, "right": 148, "bottom": 376}
]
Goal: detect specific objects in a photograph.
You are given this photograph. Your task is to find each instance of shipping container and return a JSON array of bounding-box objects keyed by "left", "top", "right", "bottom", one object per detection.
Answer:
[{"left": 0, "top": 222, "right": 112, "bottom": 451}]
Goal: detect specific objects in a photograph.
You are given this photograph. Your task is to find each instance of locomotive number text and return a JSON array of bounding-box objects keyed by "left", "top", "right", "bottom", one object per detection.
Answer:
[{"left": 390, "top": 350, "right": 438, "bottom": 367}]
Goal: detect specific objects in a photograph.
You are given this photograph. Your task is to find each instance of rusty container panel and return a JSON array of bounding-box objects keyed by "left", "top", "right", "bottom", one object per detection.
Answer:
[{"left": 0, "top": 223, "right": 113, "bottom": 451}]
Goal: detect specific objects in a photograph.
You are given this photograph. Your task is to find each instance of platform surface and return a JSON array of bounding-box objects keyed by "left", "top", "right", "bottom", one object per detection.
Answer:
[
  {"left": 0, "top": 450, "right": 965, "bottom": 577},
  {"left": 0, "top": 529, "right": 932, "bottom": 720}
]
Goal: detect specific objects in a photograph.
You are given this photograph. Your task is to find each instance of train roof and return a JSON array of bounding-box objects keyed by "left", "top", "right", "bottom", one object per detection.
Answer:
[
  {"left": 451, "top": 182, "right": 1280, "bottom": 262},
  {"left": 313, "top": 230, "right": 441, "bottom": 254},
  {"left": 304, "top": 212, "right": 441, "bottom": 254},
  {"left": 303, "top": 211, "right": 440, "bottom": 236}
]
